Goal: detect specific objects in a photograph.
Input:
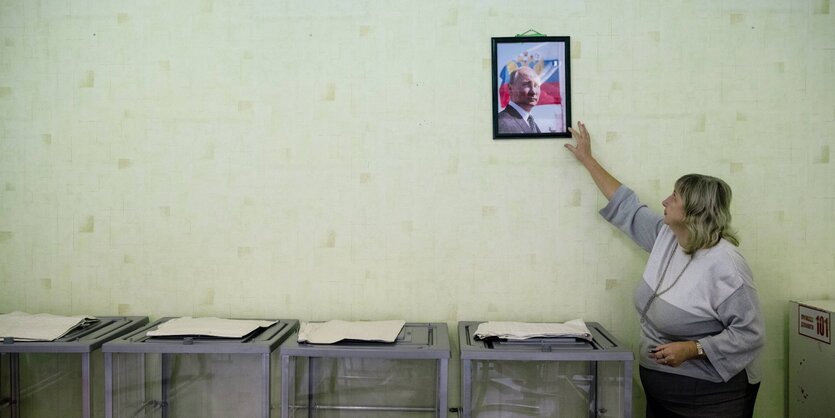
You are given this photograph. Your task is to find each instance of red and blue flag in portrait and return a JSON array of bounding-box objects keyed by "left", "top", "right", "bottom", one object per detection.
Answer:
[{"left": 498, "top": 58, "right": 561, "bottom": 109}]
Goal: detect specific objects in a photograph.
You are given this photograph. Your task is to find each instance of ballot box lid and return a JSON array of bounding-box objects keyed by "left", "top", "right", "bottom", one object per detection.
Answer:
[
  {"left": 280, "top": 322, "right": 450, "bottom": 360},
  {"left": 458, "top": 321, "right": 633, "bottom": 362},
  {"left": 102, "top": 317, "right": 298, "bottom": 354},
  {"left": 0, "top": 316, "right": 149, "bottom": 353}
]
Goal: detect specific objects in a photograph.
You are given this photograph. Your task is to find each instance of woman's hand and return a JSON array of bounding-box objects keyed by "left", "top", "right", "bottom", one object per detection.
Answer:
[
  {"left": 563, "top": 122, "right": 621, "bottom": 200},
  {"left": 565, "top": 121, "right": 593, "bottom": 163},
  {"left": 648, "top": 341, "right": 700, "bottom": 367}
]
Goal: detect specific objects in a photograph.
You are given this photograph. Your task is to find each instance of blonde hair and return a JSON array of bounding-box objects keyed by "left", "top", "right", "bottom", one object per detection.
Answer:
[{"left": 675, "top": 174, "right": 739, "bottom": 254}]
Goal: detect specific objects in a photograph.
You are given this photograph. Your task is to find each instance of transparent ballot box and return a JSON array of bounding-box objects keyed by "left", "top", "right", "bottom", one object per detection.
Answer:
[
  {"left": 458, "top": 321, "right": 633, "bottom": 418},
  {"left": 0, "top": 316, "right": 149, "bottom": 418},
  {"left": 102, "top": 317, "right": 298, "bottom": 418},
  {"left": 279, "top": 323, "right": 450, "bottom": 418}
]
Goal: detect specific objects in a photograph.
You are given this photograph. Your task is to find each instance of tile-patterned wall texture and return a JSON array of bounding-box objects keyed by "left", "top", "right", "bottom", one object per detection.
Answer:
[{"left": 1, "top": 1, "right": 833, "bottom": 416}]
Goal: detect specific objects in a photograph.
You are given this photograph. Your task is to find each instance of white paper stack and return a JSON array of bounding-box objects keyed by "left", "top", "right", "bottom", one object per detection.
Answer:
[
  {"left": 297, "top": 320, "right": 406, "bottom": 344},
  {"left": 0, "top": 311, "right": 97, "bottom": 341},
  {"left": 473, "top": 319, "right": 593, "bottom": 341},
  {"left": 145, "top": 317, "right": 277, "bottom": 338}
]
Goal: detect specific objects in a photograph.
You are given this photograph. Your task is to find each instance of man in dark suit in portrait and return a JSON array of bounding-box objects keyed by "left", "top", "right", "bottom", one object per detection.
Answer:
[{"left": 497, "top": 67, "right": 542, "bottom": 134}]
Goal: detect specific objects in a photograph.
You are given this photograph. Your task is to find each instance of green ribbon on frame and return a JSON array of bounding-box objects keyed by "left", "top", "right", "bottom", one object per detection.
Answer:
[{"left": 515, "top": 29, "right": 547, "bottom": 37}]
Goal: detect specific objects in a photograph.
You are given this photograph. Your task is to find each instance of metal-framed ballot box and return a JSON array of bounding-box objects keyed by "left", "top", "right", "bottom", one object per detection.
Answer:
[
  {"left": 0, "top": 316, "right": 149, "bottom": 418},
  {"left": 102, "top": 317, "right": 298, "bottom": 418},
  {"left": 279, "top": 322, "right": 450, "bottom": 418},
  {"left": 458, "top": 321, "right": 633, "bottom": 418}
]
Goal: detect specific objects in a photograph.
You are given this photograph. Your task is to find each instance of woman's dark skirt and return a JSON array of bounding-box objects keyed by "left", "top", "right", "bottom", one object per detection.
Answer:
[{"left": 640, "top": 366, "right": 760, "bottom": 418}]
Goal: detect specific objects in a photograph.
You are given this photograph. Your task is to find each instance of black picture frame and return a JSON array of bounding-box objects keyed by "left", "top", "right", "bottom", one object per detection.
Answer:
[{"left": 492, "top": 36, "right": 571, "bottom": 139}]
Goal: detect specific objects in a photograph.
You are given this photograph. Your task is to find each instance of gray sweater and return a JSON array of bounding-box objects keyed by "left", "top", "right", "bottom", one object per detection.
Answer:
[{"left": 600, "top": 186, "right": 765, "bottom": 383}]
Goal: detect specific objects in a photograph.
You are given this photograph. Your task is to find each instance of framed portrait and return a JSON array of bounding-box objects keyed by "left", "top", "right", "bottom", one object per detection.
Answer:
[{"left": 492, "top": 36, "right": 571, "bottom": 139}]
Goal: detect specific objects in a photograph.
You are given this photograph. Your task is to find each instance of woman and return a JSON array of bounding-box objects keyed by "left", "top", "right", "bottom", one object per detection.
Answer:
[{"left": 565, "top": 122, "right": 765, "bottom": 417}]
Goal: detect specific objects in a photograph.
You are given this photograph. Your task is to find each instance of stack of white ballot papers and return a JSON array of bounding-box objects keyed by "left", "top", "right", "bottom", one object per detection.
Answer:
[
  {"left": 0, "top": 311, "right": 98, "bottom": 342},
  {"left": 297, "top": 320, "right": 406, "bottom": 344},
  {"left": 146, "top": 317, "right": 277, "bottom": 338},
  {"left": 473, "top": 319, "right": 593, "bottom": 341}
]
